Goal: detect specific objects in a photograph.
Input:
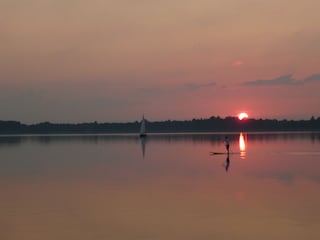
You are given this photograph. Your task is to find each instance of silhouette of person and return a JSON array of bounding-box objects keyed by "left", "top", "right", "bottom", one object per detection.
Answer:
[
  {"left": 225, "top": 136, "right": 230, "bottom": 153},
  {"left": 225, "top": 154, "right": 230, "bottom": 172}
]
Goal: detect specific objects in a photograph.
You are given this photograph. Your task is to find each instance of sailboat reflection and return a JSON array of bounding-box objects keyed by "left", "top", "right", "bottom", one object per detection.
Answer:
[
  {"left": 239, "top": 132, "right": 247, "bottom": 159},
  {"left": 140, "top": 137, "right": 146, "bottom": 158}
]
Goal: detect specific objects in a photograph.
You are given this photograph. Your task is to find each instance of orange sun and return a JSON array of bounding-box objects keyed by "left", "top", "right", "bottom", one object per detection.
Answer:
[{"left": 238, "top": 112, "right": 249, "bottom": 120}]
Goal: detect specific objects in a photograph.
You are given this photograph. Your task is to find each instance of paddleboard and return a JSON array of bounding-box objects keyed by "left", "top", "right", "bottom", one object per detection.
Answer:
[{"left": 210, "top": 152, "right": 239, "bottom": 155}]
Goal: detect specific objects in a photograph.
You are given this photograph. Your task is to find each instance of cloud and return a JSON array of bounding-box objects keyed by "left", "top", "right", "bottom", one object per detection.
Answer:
[
  {"left": 242, "top": 74, "right": 298, "bottom": 86},
  {"left": 241, "top": 74, "right": 320, "bottom": 86},
  {"left": 185, "top": 82, "right": 216, "bottom": 90},
  {"left": 232, "top": 60, "right": 244, "bottom": 66},
  {"left": 304, "top": 74, "right": 320, "bottom": 83}
]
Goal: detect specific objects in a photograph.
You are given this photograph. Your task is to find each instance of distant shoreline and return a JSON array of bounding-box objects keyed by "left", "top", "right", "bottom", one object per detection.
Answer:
[
  {"left": 1, "top": 116, "right": 319, "bottom": 134},
  {"left": 0, "top": 131, "right": 319, "bottom": 138}
]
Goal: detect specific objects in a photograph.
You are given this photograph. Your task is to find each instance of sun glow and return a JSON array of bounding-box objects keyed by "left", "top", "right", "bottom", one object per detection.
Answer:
[{"left": 238, "top": 112, "right": 249, "bottom": 120}]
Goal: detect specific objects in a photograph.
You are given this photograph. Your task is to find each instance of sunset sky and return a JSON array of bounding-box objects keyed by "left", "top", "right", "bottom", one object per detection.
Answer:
[{"left": 1, "top": 0, "right": 319, "bottom": 123}]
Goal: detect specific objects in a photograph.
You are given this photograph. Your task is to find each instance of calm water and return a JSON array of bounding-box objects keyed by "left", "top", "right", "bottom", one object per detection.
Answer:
[{"left": 1, "top": 132, "right": 320, "bottom": 240}]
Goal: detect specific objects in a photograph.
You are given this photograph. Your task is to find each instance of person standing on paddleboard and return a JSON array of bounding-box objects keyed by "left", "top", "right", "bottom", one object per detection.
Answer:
[{"left": 225, "top": 136, "right": 230, "bottom": 153}]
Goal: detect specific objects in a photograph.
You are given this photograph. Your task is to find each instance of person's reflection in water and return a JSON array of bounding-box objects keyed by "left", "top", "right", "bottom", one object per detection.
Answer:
[{"left": 225, "top": 153, "right": 230, "bottom": 172}]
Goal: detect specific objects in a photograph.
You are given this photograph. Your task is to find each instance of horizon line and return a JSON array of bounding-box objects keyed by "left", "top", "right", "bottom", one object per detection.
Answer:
[{"left": 1, "top": 115, "right": 319, "bottom": 125}]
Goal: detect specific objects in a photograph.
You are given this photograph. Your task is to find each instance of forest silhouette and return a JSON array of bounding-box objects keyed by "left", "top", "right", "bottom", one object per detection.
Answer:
[{"left": 0, "top": 116, "right": 319, "bottom": 134}]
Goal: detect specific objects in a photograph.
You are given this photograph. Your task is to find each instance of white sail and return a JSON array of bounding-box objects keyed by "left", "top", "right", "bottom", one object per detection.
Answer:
[{"left": 140, "top": 116, "right": 146, "bottom": 136}]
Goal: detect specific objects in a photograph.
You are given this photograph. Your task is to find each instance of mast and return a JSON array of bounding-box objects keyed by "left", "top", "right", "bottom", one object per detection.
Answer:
[{"left": 140, "top": 115, "right": 146, "bottom": 137}]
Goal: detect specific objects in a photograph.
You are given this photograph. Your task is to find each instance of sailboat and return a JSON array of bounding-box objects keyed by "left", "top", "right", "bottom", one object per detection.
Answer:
[{"left": 139, "top": 115, "right": 147, "bottom": 137}]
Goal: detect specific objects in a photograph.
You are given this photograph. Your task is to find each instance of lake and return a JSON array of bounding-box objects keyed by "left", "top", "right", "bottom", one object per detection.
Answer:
[{"left": 1, "top": 132, "right": 320, "bottom": 240}]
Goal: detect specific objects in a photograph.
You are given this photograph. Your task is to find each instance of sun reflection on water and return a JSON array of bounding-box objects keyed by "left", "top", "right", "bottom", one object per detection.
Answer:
[{"left": 239, "top": 132, "right": 247, "bottom": 159}]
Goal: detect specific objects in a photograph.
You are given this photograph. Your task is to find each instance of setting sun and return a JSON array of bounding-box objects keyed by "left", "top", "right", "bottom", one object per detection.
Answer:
[{"left": 238, "top": 112, "right": 249, "bottom": 120}]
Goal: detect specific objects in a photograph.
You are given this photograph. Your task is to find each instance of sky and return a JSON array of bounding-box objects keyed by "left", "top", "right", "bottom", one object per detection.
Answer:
[{"left": 1, "top": 0, "right": 320, "bottom": 123}]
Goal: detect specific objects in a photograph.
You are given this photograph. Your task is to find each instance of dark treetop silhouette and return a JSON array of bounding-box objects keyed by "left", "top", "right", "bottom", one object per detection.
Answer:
[{"left": 0, "top": 116, "right": 320, "bottom": 134}]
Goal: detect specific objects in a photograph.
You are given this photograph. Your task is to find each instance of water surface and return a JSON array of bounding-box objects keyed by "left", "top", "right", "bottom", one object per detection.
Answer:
[{"left": 1, "top": 132, "right": 320, "bottom": 240}]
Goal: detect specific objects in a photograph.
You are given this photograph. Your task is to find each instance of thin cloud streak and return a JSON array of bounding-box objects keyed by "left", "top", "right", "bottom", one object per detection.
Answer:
[
  {"left": 304, "top": 74, "right": 320, "bottom": 83},
  {"left": 139, "top": 81, "right": 216, "bottom": 94},
  {"left": 185, "top": 82, "right": 216, "bottom": 90},
  {"left": 241, "top": 74, "right": 320, "bottom": 86}
]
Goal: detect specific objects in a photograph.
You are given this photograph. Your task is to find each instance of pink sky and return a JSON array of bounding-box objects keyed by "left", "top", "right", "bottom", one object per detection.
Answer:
[{"left": 1, "top": 0, "right": 319, "bottom": 123}]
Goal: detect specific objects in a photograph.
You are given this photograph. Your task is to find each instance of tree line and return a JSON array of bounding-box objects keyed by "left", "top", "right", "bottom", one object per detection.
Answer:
[{"left": 0, "top": 116, "right": 320, "bottom": 134}]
